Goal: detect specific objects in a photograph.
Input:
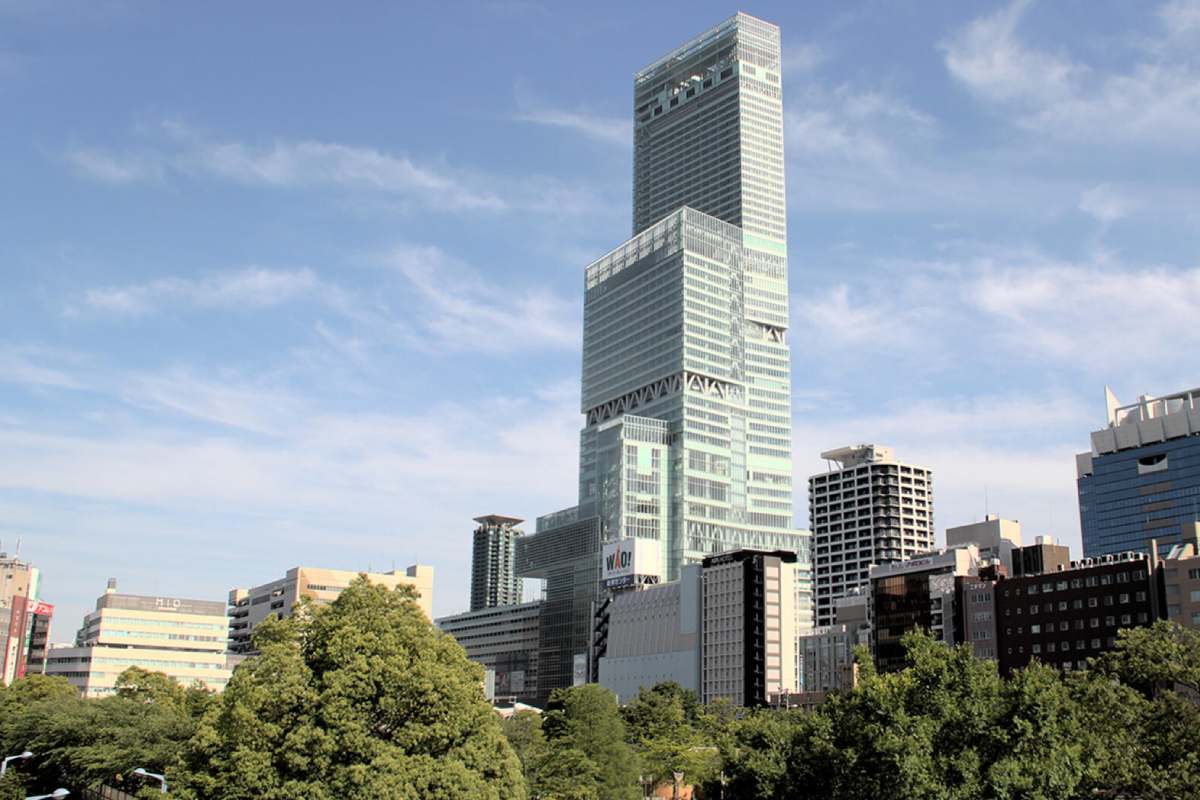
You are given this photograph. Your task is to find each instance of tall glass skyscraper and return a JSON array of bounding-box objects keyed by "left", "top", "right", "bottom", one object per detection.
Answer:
[
  {"left": 577, "top": 13, "right": 802, "bottom": 581},
  {"left": 1077, "top": 386, "right": 1200, "bottom": 558}
]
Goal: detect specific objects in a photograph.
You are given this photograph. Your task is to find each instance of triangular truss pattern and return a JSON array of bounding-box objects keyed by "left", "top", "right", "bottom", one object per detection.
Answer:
[{"left": 585, "top": 370, "right": 743, "bottom": 425}]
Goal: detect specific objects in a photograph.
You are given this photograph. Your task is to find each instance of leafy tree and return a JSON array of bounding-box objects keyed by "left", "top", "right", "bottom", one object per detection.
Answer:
[
  {"left": 502, "top": 710, "right": 545, "bottom": 788},
  {"left": 0, "top": 671, "right": 193, "bottom": 798},
  {"left": 621, "top": 683, "right": 719, "bottom": 794},
  {"left": 1090, "top": 620, "right": 1200, "bottom": 696},
  {"left": 540, "top": 684, "right": 638, "bottom": 800},
  {"left": 0, "top": 769, "right": 24, "bottom": 800},
  {"left": 178, "top": 578, "right": 525, "bottom": 800}
]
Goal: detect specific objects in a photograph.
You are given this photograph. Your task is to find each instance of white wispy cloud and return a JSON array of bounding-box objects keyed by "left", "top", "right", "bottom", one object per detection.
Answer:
[
  {"left": 0, "top": 344, "right": 86, "bottom": 390},
  {"left": 513, "top": 108, "right": 631, "bottom": 147},
  {"left": 386, "top": 244, "right": 580, "bottom": 353},
  {"left": 943, "top": 0, "right": 1200, "bottom": 146},
  {"left": 79, "top": 267, "right": 321, "bottom": 316},
  {"left": 1078, "top": 183, "right": 1133, "bottom": 224},
  {"left": 796, "top": 248, "right": 1200, "bottom": 375},
  {"left": 64, "top": 148, "right": 164, "bottom": 184},
  {"left": 64, "top": 122, "right": 507, "bottom": 212}
]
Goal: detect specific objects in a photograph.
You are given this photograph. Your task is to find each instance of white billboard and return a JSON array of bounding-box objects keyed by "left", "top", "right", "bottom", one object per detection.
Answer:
[{"left": 601, "top": 538, "right": 663, "bottom": 589}]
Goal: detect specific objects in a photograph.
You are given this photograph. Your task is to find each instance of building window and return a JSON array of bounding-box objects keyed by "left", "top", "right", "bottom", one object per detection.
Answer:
[
  {"left": 1088, "top": 597, "right": 1098, "bottom": 608},
  {"left": 1135, "top": 591, "right": 1147, "bottom": 602},
  {"left": 1121, "top": 614, "right": 1132, "bottom": 625},
  {"left": 1032, "top": 643, "right": 1041, "bottom": 654},
  {"left": 1031, "top": 624, "right": 1041, "bottom": 634},
  {"left": 1119, "top": 593, "right": 1130, "bottom": 604},
  {"left": 1030, "top": 605, "right": 1039, "bottom": 615}
]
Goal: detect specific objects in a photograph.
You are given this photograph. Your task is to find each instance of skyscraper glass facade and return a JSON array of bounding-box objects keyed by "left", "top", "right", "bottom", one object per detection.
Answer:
[
  {"left": 1077, "top": 388, "right": 1200, "bottom": 558},
  {"left": 578, "top": 12, "right": 802, "bottom": 581}
]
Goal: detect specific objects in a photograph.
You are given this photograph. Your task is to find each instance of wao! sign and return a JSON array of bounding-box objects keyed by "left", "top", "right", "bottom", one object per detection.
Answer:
[{"left": 601, "top": 538, "right": 663, "bottom": 589}]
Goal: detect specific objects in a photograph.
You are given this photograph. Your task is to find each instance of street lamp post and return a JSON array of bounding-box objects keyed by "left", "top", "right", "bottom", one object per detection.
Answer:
[
  {"left": 131, "top": 768, "right": 168, "bottom": 794},
  {"left": 25, "top": 791, "right": 69, "bottom": 800},
  {"left": 1, "top": 751, "right": 33, "bottom": 776},
  {"left": 672, "top": 771, "right": 684, "bottom": 800},
  {"left": 639, "top": 774, "right": 654, "bottom": 799}
]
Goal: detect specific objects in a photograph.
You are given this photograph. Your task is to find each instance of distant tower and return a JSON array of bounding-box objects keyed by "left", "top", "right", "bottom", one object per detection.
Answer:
[{"left": 471, "top": 515, "right": 524, "bottom": 611}]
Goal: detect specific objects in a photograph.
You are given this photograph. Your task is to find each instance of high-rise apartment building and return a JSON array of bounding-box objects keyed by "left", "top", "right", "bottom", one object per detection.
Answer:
[
  {"left": 228, "top": 564, "right": 434, "bottom": 654},
  {"left": 579, "top": 12, "right": 801, "bottom": 580},
  {"left": 1077, "top": 386, "right": 1200, "bottom": 558},
  {"left": 810, "top": 445, "right": 934, "bottom": 627},
  {"left": 44, "top": 579, "right": 232, "bottom": 697},
  {"left": 471, "top": 514, "right": 524, "bottom": 611}
]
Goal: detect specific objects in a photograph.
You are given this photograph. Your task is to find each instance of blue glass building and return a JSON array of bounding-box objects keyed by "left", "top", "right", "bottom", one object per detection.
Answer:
[{"left": 1077, "top": 387, "right": 1200, "bottom": 558}]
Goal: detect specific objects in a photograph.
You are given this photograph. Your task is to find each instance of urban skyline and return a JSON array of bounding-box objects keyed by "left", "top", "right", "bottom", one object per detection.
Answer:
[{"left": 3, "top": 0, "right": 1200, "bottom": 633}]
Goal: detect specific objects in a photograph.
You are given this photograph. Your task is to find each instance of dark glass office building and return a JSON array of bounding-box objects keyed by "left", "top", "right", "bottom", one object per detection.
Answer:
[{"left": 1077, "top": 387, "right": 1200, "bottom": 558}]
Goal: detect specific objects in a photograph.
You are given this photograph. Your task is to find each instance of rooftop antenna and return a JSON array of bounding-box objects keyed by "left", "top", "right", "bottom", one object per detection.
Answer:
[
  {"left": 984, "top": 486, "right": 989, "bottom": 519},
  {"left": 14, "top": 536, "right": 20, "bottom": 557}
]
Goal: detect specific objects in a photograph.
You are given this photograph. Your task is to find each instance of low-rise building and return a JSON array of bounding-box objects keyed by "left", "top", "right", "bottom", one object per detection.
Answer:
[
  {"left": 870, "top": 546, "right": 982, "bottom": 672},
  {"left": 597, "top": 565, "right": 702, "bottom": 703},
  {"left": 44, "top": 579, "right": 232, "bottom": 697},
  {"left": 1, "top": 553, "right": 53, "bottom": 685},
  {"left": 994, "top": 552, "right": 1159, "bottom": 675},
  {"left": 946, "top": 516, "right": 1021, "bottom": 574},
  {"left": 228, "top": 564, "right": 434, "bottom": 654},
  {"left": 436, "top": 600, "right": 542, "bottom": 704},
  {"left": 1158, "top": 523, "right": 1200, "bottom": 630}
]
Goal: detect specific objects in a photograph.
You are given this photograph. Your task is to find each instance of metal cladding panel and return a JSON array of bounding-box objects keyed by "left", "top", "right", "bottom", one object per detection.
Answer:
[
  {"left": 1114, "top": 423, "right": 1141, "bottom": 450},
  {"left": 1092, "top": 428, "right": 1118, "bottom": 455},
  {"left": 1163, "top": 411, "right": 1191, "bottom": 440},
  {"left": 1138, "top": 418, "right": 1166, "bottom": 445}
]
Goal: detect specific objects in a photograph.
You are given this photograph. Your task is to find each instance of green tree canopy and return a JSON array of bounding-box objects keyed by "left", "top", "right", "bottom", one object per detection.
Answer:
[
  {"left": 539, "top": 684, "right": 638, "bottom": 800},
  {"left": 178, "top": 578, "right": 525, "bottom": 800}
]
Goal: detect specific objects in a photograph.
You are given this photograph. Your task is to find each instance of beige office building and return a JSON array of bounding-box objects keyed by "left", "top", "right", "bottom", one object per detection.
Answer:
[
  {"left": 702, "top": 549, "right": 799, "bottom": 706},
  {"left": 228, "top": 564, "right": 434, "bottom": 654},
  {"left": 43, "top": 579, "right": 231, "bottom": 697},
  {"left": 1163, "top": 523, "right": 1200, "bottom": 631}
]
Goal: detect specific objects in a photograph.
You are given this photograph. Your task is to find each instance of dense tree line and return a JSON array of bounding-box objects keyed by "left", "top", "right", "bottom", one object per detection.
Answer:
[{"left": 2, "top": 579, "right": 1198, "bottom": 799}]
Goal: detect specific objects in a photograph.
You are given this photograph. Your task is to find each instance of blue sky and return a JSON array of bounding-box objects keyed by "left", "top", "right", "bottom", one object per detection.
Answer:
[{"left": 2, "top": 0, "right": 1199, "bottom": 631}]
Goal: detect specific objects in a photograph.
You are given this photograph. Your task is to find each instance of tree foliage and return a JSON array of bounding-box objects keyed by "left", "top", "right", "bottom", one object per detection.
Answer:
[
  {"left": 4, "top": 605, "right": 1200, "bottom": 800},
  {"left": 535, "top": 684, "right": 639, "bottom": 800},
  {"left": 177, "top": 578, "right": 525, "bottom": 800}
]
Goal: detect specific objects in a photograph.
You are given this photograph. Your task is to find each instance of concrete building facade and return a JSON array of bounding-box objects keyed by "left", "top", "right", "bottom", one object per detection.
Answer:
[
  {"left": 436, "top": 600, "right": 541, "bottom": 704},
  {"left": 598, "top": 565, "right": 702, "bottom": 703},
  {"left": 1161, "top": 524, "right": 1200, "bottom": 631},
  {"left": 702, "top": 549, "right": 798, "bottom": 706},
  {"left": 228, "top": 564, "right": 434, "bottom": 654},
  {"left": 994, "top": 553, "right": 1159, "bottom": 675},
  {"left": 44, "top": 579, "right": 231, "bottom": 697},
  {"left": 946, "top": 515, "right": 1021, "bottom": 574},
  {"left": 1, "top": 553, "right": 52, "bottom": 685},
  {"left": 471, "top": 515, "right": 524, "bottom": 611},
  {"left": 811, "top": 445, "right": 934, "bottom": 627},
  {"left": 1077, "top": 386, "right": 1200, "bottom": 558}
]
